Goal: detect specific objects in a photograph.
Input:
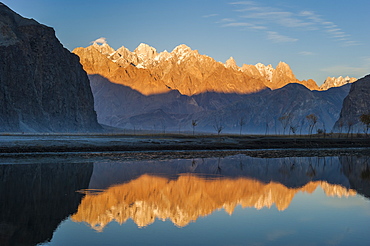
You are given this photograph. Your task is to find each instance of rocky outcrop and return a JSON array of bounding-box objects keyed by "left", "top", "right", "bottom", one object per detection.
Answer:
[
  {"left": 224, "top": 56, "right": 238, "bottom": 70},
  {"left": 334, "top": 75, "right": 370, "bottom": 132},
  {"left": 0, "top": 3, "right": 100, "bottom": 132}
]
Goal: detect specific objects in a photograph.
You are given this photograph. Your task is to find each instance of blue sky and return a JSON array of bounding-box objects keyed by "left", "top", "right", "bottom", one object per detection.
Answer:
[{"left": 3, "top": 0, "right": 370, "bottom": 85}]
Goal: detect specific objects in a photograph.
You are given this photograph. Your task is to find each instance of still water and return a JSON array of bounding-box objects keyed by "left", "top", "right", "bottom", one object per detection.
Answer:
[{"left": 1, "top": 151, "right": 370, "bottom": 246}]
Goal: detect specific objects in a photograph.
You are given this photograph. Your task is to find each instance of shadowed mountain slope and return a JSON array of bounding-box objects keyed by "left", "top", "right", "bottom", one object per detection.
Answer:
[
  {"left": 90, "top": 74, "right": 350, "bottom": 133},
  {"left": 334, "top": 74, "right": 370, "bottom": 132},
  {"left": 0, "top": 3, "right": 100, "bottom": 132}
]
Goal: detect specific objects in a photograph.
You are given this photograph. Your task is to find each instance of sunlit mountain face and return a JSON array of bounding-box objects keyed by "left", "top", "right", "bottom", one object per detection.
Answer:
[
  {"left": 73, "top": 42, "right": 357, "bottom": 96},
  {"left": 72, "top": 174, "right": 355, "bottom": 231}
]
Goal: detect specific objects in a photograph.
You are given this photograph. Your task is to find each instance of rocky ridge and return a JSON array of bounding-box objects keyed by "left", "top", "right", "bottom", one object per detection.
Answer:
[
  {"left": 89, "top": 74, "right": 350, "bottom": 133},
  {"left": 74, "top": 42, "right": 323, "bottom": 96},
  {"left": 0, "top": 3, "right": 101, "bottom": 132},
  {"left": 320, "top": 76, "right": 357, "bottom": 90},
  {"left": 75, "top": 42, "right": 358, "bottom": 96}
]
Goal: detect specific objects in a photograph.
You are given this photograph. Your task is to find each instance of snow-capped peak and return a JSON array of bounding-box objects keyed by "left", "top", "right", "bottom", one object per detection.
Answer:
[
  {"left": 134, "top": 43, "right": 158, "bottom": 62},
  {"left": 172, "top": 44, "right": 192, "bottom": 55},
  {"left": 255, "top": 63, "right": 275, "bottom": 82}
]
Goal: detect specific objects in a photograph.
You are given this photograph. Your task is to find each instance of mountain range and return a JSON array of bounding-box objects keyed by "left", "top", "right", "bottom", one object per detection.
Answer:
[
  {"left": 74, "top": 42, "right": 359, "bottom": 134},
  {"left": 74, "top": 42, "right": 357, "bottom": 96}
]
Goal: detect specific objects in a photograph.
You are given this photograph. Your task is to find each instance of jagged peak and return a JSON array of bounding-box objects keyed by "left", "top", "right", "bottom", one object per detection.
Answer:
[
  {"left": 116, "top": 45, "right": 131, "bottom": 54},
  {"left": 134, "top": 43, "right": 157, "bottom": 53},
  {"left": 134, "top": 43, "right": 158, "bottom": 62},
  {"left": 276, "top": 61, "right": 289, "bottom": 68},
  {"left": 154, "top": 50, "right": 172, "bottom": 61},
  {"left": 225, "top": 56, "right": 238, "bottom": 69},
  {"left": 320, "top": 75, "right": 357, "bottom": 90},
  {"left": 255, "top": 62, "right": 274, "bottom": 69},
  {"left": 172, "top": 44, "right": 192, "bottom": 55},
  {"left": 275, "top": 61, "right": 294, "bottom": 73},
  {"left": 90, "top": 42, "right": 115, "bottom": 56}
]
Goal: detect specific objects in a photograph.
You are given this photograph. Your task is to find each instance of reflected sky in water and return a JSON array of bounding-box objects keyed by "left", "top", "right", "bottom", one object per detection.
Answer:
[
  {"left": 0, "top": 152, "right": 370, "bottom": 246},
  {"left": 50, "top": 189, "right": 370, "bottom": 246}
]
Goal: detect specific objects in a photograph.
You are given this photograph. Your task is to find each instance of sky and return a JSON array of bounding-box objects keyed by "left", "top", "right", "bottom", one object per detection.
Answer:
[{"left": 3, "top": 0, "right": 370, "bottom": 85}]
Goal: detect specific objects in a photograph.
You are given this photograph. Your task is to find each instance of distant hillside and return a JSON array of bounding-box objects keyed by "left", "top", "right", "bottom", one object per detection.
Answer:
[{"left": 90, "top": 74, "right": 350, "bottom": 134}]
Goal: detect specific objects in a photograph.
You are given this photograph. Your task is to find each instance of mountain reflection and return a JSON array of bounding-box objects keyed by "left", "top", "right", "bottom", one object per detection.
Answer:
[
  {"left": 72, "top": 174, "right": 355, "bottom": 231},
  {"left": 0, "top": 163, "right": 93, "bottom": 246}
]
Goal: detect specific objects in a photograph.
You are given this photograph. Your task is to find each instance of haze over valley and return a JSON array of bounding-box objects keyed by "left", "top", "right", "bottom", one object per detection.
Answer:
[
  {"left": 74, "top": 41, "right": 362, "bottom": 134},
  {"left": 1, "top": 2, "right": 370, "bottom": 246}
]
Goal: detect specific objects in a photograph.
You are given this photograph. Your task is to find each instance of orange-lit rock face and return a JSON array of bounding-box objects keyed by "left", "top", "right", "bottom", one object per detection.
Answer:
[
  {"left": 73, "top": 43, "right": 323, "bottom": 96},
  {"left": 71, "top": 174, "right": 356, "bottom": 231}
]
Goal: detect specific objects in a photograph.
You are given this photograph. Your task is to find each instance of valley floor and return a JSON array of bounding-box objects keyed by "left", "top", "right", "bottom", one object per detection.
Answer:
[{"left": 0, "top": 134, "right": 369, "bottom": 157}]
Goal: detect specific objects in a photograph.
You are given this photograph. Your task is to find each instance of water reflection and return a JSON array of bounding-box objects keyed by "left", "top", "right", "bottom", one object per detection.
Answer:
[
  {"left": 340, "top": 155, "right": 370, "bottom": 198},
  {"left": 72, "top": 174, "right": 356, "bottom": 230},
  {"left": 0, "top": 163, "right": 93, "bottom": 246},
  {"left": 72, "top": 154, "right": 368, "bottom": 231},
  {"left": 0, "top": 153, "right": 369, "bottom": 246}
]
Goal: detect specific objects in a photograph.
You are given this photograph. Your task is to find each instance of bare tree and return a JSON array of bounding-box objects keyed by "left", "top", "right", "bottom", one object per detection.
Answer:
[
  {"left": 306, "top": 114, "right": 318, "bottom": 136},
  {"left": 347, "top": 120, "right": 354, "bottom": 138},
  {"left": 238, "top": 116, "right": 246, "bottom": 135},
  {"left": 290, "top": 125, "right": 298, "bottom": 135},
  {"left": 360, "top": 113, "right": 370, "bottom": 136},
  {"left": 338, "top": 120, "right": 344, "bottom": 138},
  {"left": 213, "top": 118, "right": 225, "bottom": 135},
  {"left": 279, "top": 113, "right": 293, "bottom": 135},
  {"left": 265, "top": 122, "right": 269, "bottom": 136},
  {"left": 161, "top": 119, "right": 166, "bottom": 134},
  {"left": 191, "top": 119, "right": 198, "bottom": 135}
]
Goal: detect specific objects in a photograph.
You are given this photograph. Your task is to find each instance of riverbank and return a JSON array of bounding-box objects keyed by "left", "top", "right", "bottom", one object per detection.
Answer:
[{"left": 0, "top": 133, "right": 369, "bottom": 154}]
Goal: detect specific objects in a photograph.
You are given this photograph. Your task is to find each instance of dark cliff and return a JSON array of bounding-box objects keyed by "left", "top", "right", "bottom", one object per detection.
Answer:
[
  {"left": 334, "top": 74, "right": 370, "bottom": 132},
  {"left": 0, "top": 3, "right": 101, "bottom": 132}
]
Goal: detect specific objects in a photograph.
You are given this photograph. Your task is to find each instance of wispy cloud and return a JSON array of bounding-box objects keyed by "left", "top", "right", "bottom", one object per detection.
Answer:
[
  {"left": 299, "top": 51, "right": 315, "bottom": 56},
  {"left": 241, "top": 11, "right": 313, "bottom": 29},
  {"left": 342, "top": 41, "right": 361, "bottom": 47},
  {"left": 298, "top": 10, "right": 358, "bottom": 45},
  {"left": 221, "top": 1, "right": 359, "bottom": 46},
  {"left": 91, "top": 37, "right": 107, "bottom": 45},
  {"left": 216, "top": 18, "right": 236, "bottom": 23},
  {"left": 229, "top": 1, "right": 256, "bottom": 5},
  {"left": 202, "top": 14, "right": 219, "bottom": 18},
  {"left": 222, "top": 22, "right": 267, "bottom": 30},
  {"left": 222, "top": 22, "right": 252, "bottom": 27},
  {"left": 267, "top": 31, "right": 298, "bottom": 43}
]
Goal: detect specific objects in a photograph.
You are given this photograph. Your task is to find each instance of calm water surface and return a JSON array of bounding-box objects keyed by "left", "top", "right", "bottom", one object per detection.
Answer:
[{"left": 1, "top": 151, "right": 370, "bottom": 246}]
